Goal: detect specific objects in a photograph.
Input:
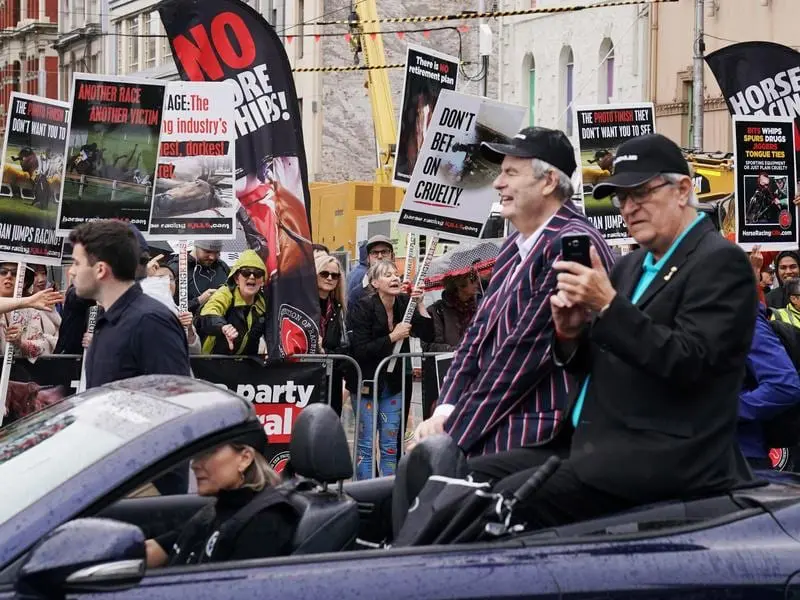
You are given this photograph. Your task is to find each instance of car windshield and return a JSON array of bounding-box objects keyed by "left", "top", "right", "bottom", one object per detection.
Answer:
[{"left": 0, "top": 389, "right": 190, "bottom": 526}]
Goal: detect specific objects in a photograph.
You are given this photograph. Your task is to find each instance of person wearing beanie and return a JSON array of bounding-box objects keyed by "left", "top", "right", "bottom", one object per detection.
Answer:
[
  {"left": 345, "top": 234, "right": 395, "bottom": 307},
  {"left": 167, "top": 239, "right": 230, "bottom": 315}
]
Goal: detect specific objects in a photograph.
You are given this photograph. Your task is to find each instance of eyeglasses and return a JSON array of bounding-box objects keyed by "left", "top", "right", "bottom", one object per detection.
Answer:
[
  {"left": 319, "top": 271, "right": 341, "bottom": 280},
  {"left": 238, "top": 268, "right": 265, "bottom": 279},
  {"left": 611, "top": 181, "right": 673, "bottom": 209},
  {"left": 0, "top": 268, "right": 17, "bottom": 277},
  {"left": 369, "top": 248, "right": 392, "bottom": 258}
]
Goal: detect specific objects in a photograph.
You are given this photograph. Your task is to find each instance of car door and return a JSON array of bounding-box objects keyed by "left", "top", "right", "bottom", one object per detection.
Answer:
[
  {"left": 60, "top": 544, "right": 561, "bottom": 600},
  {"left": 551, "top": 510, "right": 796, "bottom": 599}
]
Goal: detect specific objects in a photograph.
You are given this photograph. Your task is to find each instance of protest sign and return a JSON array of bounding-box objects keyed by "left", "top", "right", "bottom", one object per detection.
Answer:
[
  {"left": 148, "top": 81, "right": 237, "bottom": 240},
  {"left": 706, "top": 41, "right": 800, "bottom": 176},
  {"left": 189, "top": 357, "right": 325, "bottom": 472},
  {"left": 56, "top": 73, "right": 166, "bottom": 233},
  {"left": 397, "top": 89, "right": 526, "bottom": 241},
  {"left": 732, "top": 115, "right": 798, "bottom": 250},
  {"left": 576, "top": 103, "right": 655, "bottom": 244},
  {"left": 393, "top": 44, "right": 459, "bottom": 188},
  {"left": 160, "top": 0, "right": 319, "bottom": 359},
  {"left": 0, "top": 94, "right": 67, "bottom": 265}
]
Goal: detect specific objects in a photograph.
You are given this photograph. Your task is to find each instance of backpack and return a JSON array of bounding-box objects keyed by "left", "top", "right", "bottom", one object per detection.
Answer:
[{"left": 763, "top": 319, "right": 800, "bottom": 448}]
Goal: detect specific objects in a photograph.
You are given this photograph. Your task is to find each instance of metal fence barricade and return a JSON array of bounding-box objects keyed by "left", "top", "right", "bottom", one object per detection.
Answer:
[{"left": 351, "top": 351, "right": 450, "bottom": 480}]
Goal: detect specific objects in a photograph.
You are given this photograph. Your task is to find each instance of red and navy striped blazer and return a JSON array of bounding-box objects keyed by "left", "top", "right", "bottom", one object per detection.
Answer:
[{"left": 439, "top": 201, "right": 615, "bottom": 457}]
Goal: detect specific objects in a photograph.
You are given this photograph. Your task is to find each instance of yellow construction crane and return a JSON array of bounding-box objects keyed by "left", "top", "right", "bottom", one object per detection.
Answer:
[{"left": 348, "top": 1, "right": 397, "bottom": 183}]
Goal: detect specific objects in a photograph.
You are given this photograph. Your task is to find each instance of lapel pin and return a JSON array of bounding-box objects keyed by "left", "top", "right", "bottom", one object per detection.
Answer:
[{"left": 663, "top": 266, "right": 678, "bottom": 282}]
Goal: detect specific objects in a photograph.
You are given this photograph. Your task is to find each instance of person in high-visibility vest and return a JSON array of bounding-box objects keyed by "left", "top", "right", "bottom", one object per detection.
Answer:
[{"left": 772, "top": 279, "right": 800, "bottom": 329}]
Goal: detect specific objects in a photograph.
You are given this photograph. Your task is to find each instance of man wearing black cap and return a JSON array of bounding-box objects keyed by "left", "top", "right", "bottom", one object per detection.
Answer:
[
  {"left": 412, "top": 127, "right": 614, "bottom": 470},
  {"left": 489, "top": 133, "right": 758, "bottom": 527}
]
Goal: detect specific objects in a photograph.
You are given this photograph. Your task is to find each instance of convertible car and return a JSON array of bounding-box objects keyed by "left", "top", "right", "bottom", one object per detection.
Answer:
[{"left": 3, "top": 375, "right": 800, "bottom": 599}]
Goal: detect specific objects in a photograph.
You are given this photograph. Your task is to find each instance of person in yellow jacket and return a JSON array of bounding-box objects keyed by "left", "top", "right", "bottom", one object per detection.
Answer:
[
  {"left": 772, "top": 279, "right": 800, "bottom": 329},
  {"left": 196, "top": 250, "right": 267, "bottom": 355}
]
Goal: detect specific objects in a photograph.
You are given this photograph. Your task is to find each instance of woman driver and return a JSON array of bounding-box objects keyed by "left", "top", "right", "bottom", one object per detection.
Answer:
[{"left": 145, "top": 424, "right": 298, "bottom": 567}]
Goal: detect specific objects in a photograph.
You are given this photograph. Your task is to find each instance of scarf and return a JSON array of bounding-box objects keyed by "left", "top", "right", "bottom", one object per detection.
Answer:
[{"left": 319, "top": 297, "right": 335, "bottom": 342}]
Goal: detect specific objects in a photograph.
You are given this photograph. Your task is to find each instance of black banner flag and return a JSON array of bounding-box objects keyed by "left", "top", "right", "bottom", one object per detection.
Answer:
[
  {"left": 706, "top": 41, "right": 800, "bottom": 169},
  {"left": 158, "top": 0, "right": 320, "bottom": 358}
]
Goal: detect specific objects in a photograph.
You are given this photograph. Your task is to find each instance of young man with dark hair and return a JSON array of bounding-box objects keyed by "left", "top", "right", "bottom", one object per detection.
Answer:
[
  {"left": 68, "top": 219, "right": 190, "bottom": 388},
  {"left": 69, "top": 220, "right": 192, "bottom": 495}
]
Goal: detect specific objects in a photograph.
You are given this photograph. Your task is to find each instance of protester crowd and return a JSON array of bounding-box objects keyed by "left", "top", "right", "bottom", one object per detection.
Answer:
[{"left": 7, "top": 123, "right": 800, "bottom": 526}]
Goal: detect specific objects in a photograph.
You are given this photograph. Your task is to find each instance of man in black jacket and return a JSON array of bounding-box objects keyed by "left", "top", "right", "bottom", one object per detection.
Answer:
[
  {"left": 493, "top": 134, "right": 758, "bottom": 527},
  {"left": 167, "top": 240, "right": 230, "bottom": 314}
]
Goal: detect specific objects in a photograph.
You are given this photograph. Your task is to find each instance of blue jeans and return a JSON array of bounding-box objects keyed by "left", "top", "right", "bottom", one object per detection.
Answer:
[{"left": 356, "top": 385, "right": 402, "bottom": 480}]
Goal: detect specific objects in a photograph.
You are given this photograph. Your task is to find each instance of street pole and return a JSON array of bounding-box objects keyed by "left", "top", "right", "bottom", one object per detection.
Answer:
[
  {"left": 692, "top": 0, "right": 705, "bottom": 151},
  {"left": 478, "top": 0, "right": 489, "bottom": 97}
]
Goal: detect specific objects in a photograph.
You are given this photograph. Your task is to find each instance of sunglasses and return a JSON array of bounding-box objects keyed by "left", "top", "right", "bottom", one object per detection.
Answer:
[
  {"left": 319, "top": 271, "right": 341, "bottom": 281},
  {"left": 0, "top": 268, "right": 17, "bottom": 277},
  {"left": 238, "top": 268, "right": 265, "bottom": 279}
]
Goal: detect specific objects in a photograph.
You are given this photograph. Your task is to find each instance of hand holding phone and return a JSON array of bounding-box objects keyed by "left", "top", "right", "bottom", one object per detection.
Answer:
[{"left": 561, "top": 234, "right": 592, "bottom": 268}]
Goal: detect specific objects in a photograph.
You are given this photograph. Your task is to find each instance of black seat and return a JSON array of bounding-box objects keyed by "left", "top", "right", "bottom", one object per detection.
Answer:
[
  {"left": 391, "top": 434, "right": 468, "bottom": 539},
  {"left": 282, "top": 403, "right": 359, "bottom": 555}
]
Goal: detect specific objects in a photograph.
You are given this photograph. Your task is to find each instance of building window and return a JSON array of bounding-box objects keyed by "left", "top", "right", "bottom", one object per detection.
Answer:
[
  {"left": 115, "top": 20, "right": 124, "bottom": 74},
  {"left": 144, "top": 12, "right": 156, "bottom": 70},
  {"left": 160, "top": 20, "right": 172, "bottom": 62},
  {"left": 598, "top": 38, "right": 614, "bottom": 103},
  {"left": 523, "top": 53, "right": 535, "bottom": 126},
  {"left": 86, "top": 0, "right": 97, "bottom": 23},
  {"left": 683, "top": 80, "right": 694, "bottom": 147},
  {"left": 127, "top": 17, "right": 139, "bottom": 73},
  {"left": 72, "top": 0, "right": 84, "bottom": 30},
  {"left": 560, "top": 46, "right": 574, "bottom": 136},
  {"left": 296, "top": 0, "right": 304, "bottom": 60}
]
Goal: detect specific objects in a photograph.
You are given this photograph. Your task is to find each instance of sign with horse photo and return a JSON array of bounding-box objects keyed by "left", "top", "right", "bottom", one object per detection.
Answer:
[
  {"left": 56, "top": 73, "right": 167, "bottom": 234},
  {"left": 0, "top": 93, "right": 68, "bottom": 264}
]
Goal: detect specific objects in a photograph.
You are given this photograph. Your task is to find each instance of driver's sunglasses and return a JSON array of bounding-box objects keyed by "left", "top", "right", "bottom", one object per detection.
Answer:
[
  {"left": 0, "top": 268, "right": 17, "bottom": 277},
  {"left": 238, "top": 268, "right": 265, "bottom": 279},
  {"left": 611, "top": 181, "right": 673, "bottom": 209},
  {"left": 319, "top": 270, "right": 341, "bottom": 281}
]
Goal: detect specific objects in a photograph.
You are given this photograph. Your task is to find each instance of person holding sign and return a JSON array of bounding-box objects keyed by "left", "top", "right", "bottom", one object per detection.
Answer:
[
  {"left": 493, "top": 134, "right": 758, "bottom": 527},
  {"left": 411, "top": 127, "right": 614, "bottom": 477}
]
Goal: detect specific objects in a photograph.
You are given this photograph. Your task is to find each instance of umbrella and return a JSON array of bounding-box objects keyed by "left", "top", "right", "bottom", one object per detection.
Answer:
[{"left": 423, "top": 241, "right": 501, "bottom": 291}]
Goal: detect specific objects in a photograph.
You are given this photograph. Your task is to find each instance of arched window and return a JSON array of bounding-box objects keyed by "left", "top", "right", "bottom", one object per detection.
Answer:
[
  {"left": 522, "top": 53, "right": 535, "bottom": 126},
  {"left": 598, "top": 38, "right": 615, "bottom": 103},
  {"left": 559, "top": 46, "right": 574, "bottom": 136}
]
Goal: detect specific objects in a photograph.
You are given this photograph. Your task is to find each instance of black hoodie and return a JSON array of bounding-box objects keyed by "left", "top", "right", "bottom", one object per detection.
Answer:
[{"left": 167, "top": 253, "right": 230, "bottom": 314}]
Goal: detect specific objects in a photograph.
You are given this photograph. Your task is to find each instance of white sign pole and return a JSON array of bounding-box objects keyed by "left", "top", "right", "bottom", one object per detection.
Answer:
[
  {"left": 178, "top": 241, "right": 189, "bottom": 313},
  {"left": 387, "top": 236, "right": 438, "bottom": 374},
  {"left": 0, "top": 263, "right": 27, "bottom": 423},
  {"left": 77, "top": 305, "right": 99, "bottom": 393}
]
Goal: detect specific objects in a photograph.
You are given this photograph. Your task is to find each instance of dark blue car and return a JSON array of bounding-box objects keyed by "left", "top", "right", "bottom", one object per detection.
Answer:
[{"left": 3, "top": 375, "right": 800, "bottom": 599}]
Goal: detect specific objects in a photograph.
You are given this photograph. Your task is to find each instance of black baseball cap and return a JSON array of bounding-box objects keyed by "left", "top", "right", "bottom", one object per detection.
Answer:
[
  {"left": 480, "top": 126, "right": 578, "bottom": 178},
  {"left": 593, "top": 134, "right": 691, "bottom": 199}
]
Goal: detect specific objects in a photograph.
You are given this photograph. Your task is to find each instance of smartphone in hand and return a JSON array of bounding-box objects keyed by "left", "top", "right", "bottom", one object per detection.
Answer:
[{"left": 561, "top": 234, "right": 592, "bottom": 268}]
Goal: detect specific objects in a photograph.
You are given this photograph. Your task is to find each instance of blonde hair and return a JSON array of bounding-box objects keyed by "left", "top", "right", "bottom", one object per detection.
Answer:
[
  {"left": 366, "top": 260, "right": 399, "bottom": 296},
  {"left": 315, "top": 254, "right": 346, "bottom": 310},
  {"left": 232, "top": 444, "right": 281, "bottom": 491}
]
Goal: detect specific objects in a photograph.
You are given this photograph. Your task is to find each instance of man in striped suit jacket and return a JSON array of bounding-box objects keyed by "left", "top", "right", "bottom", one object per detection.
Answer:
[{"left": 412, "top": 127, "right": 615, "bottom": 480}]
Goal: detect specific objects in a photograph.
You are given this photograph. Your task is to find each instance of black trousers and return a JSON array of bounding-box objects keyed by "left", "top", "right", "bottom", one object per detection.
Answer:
[{"left": 467, "top": 435, "right": 634, "bottom": 528}]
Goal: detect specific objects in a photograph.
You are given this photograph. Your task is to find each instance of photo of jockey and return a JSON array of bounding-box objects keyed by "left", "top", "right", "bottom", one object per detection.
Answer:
[{"left": 744, "top": 172, "right": 789, "bottom": 225}]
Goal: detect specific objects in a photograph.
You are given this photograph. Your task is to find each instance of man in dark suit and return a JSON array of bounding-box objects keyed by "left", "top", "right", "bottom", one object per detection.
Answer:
[
  {"left": 410, "top": 127, "right": 614, "bottom": 472},
  {"left": 495, "top": 133, "right": 758, "bottom": 527}
]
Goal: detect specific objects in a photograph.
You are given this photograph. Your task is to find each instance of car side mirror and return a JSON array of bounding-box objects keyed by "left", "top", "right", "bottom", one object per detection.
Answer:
[{"left": 17, "top": 517, "right": 146, "bottom": 597}]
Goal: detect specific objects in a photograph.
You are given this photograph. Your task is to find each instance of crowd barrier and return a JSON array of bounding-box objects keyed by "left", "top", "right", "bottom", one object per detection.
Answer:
[
  {"left": 356, "top": 351, "right": 451, "bottom": 480},
  {"left": 5, "top": 351, "right": 452, "bottom": 477}
]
